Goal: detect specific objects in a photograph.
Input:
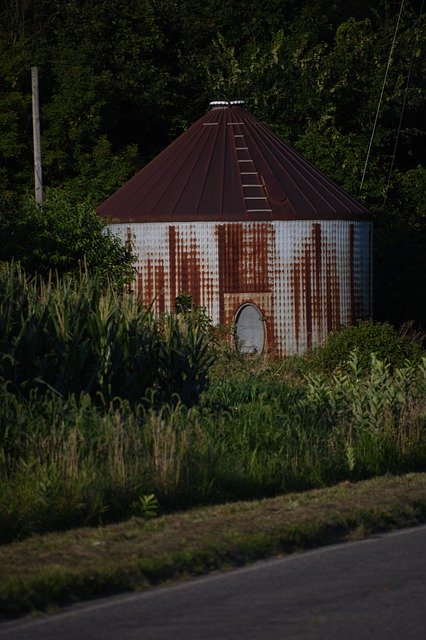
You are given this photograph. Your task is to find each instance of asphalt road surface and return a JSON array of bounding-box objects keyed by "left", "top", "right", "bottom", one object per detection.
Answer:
[{"left": 1, "top": 525, "right": 425, "bottom": 640}]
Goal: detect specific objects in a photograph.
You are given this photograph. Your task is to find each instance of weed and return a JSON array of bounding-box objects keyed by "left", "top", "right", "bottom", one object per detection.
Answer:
[{"left": 130, "top": 494, "right": 159, "bottom": 519}]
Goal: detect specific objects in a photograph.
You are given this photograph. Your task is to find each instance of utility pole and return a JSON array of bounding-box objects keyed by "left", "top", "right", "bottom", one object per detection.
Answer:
[{"left": 31, "top": 66, "right": 43, "bottom": 203}]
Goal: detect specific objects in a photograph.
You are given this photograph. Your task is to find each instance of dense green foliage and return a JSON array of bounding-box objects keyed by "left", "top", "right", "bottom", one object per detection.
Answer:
[
  {"left": 1, "top": 352, "right": 424, "bottom": 542},
  {"left": 0, "top": 0, "right": 424, "bottom": 324},
  {"left": 311, "top": 320, "right": 424, "bottom": 373},
  {"left": 0, "top": 189, "right": 135, "bottom": 284},
  {"left": 0, "top": 263, "right": 213, "bottom": 405}
]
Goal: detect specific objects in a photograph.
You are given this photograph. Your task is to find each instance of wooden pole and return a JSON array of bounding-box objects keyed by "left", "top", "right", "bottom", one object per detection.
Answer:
[{"left": 31, "top": 66, "right": 43, "bottom": 203}]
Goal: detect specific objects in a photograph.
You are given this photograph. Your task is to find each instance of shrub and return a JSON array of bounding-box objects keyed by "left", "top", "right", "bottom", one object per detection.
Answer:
[
  {"left": 0, "top": 189, "right": 135, "bottom": 288},
  {"left": 311, "top": 321, "right": 424, "bottom": 373}
]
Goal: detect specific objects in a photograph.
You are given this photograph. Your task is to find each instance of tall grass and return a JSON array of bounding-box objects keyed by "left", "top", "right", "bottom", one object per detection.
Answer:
[
  {"left": 0, "top": 263, "right": 213, "bottom": 405},
  {"left": 1, "top": 354, "right": 424, "bottom": 543}
]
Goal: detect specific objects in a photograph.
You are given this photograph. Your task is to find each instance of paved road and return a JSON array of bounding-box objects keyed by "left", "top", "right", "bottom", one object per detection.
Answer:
[{"left": 1, "top": 525, "right": 425, "bottom": 640}]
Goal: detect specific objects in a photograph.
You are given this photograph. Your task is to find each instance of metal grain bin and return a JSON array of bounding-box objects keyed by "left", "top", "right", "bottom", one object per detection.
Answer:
[{"left": 98, "top": 102, "right": 373, "bottom": 355}]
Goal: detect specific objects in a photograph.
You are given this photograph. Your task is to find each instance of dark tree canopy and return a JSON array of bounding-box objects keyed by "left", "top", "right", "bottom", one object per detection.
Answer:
[{"left": 0, "top": 0, "right": 424, "bottom": 322}]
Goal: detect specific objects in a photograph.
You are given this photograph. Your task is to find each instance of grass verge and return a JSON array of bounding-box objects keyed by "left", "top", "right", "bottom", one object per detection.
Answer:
[{"left": 1, "top": 472, "right": 425, "bottom": 619}]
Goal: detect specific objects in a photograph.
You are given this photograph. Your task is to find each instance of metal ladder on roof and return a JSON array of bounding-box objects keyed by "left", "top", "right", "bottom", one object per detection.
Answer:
[{"left": 230, "top": 123, "right": 272, "bottom": 214}]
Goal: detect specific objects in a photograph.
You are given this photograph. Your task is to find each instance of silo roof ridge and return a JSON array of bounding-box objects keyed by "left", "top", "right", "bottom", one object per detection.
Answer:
[{"left": 97, "top": 105, "right": 372, "bottom": 223}]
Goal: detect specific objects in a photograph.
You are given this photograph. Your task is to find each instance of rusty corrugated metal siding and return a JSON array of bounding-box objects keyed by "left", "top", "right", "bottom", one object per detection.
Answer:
[
  {"left": 273, "top": 220, "right": 372, "bottom": 354},
  {"left": 111, "top": 219, "right": 372, "bottom": 355}
]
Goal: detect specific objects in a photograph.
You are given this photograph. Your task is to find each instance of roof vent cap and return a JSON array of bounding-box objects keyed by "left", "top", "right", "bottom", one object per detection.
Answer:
[{"left": 209, "top": 100, "right": 229, "bottom": 108}]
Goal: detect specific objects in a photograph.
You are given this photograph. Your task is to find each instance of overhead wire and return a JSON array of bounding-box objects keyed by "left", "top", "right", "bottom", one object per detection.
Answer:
[{"left": 359, "top": 0, "right": 406, "bottom": 193}]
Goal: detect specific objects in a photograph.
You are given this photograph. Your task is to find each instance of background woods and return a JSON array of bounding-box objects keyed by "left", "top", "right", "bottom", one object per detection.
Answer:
[{"left": 0, "top": 0, "right": 424, "bottom": 326}]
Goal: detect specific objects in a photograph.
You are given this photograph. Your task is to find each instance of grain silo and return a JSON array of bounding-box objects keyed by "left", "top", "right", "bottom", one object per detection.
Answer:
[{"left": 98, "top": 101, "right": 373, "bottom": 355}]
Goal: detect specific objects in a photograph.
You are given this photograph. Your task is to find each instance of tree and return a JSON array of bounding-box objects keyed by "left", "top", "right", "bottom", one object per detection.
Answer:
[{"left": 0, "top": 189, "right": 135, "bottom": 287}]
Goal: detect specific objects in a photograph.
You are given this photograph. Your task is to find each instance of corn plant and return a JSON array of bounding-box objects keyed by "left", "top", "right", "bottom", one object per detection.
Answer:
[
  {"left": 0, "top": 263, "right": 215, "bottom": 406},
  {"left": 158, "top": 311, "right": 215, "bottom": 406}
]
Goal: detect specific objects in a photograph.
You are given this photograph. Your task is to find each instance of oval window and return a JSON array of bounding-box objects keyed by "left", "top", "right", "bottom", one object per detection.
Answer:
[{"left": 235, "top": 304, "right": 265, "bottom": 354}]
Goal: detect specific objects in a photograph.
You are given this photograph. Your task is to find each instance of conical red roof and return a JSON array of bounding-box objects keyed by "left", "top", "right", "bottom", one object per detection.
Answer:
[{"left": 97, "top": 104, "right": 372, "bottom": 222}]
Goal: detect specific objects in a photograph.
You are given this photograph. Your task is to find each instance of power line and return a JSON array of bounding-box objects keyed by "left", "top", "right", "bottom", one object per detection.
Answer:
[{"left": 359, "top": 0, "right": 406, "bottom": 193}]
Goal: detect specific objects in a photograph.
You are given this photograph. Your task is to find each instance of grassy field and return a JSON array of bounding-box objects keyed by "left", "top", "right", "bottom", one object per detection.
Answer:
[
  {"left": 1, "top": 473, "right": 425, "bottom": 618},
  {"left": 1, "top": 350, "right": 425, "bottom": 543}
]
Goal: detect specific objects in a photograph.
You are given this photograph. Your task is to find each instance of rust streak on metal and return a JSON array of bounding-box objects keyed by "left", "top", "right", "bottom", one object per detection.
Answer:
[
  {"left": 292, "top": 262, "right": 300, "bottom": 351},
  {"left": 190, "top": 234, "right": 201, "bottom": 306},
  {"left": 323, "top": 242, "right": 340, "bottom": 333},
  {"left": 305, "top": 247, "right": 312, "bottom": 350},
  {"left": 146, "top": 259, "right": 153, "bottom": 307},
  {"left": 219, "top": 223, "right": 271, "bottom": 294},
  {"left": 264, "top": 304, "right": 276, "bottom": 353},
  {"left": 156, "top": 261, "right": 165, "bottom": 314},
  {"left": 126, "top": 226, "right": 133, "bottom": 250},
  {"left": 313, "top": 223, "right": 322, "bottom": 335},
  {"left": 168, "top": 226, "right": 177, "bottom": 305},
  {"left": 331, "top": 249, "right": 341, "bottom": 328},
  {"left": 349, "top": 223, "right": 355, "bottom": 325},
  {"left": 137, "top": 271, "right": 143, "bottom": 304},
  {"left": 180, "top": 246, "right": 189, "bottom": 295},
  {"left": 216, "top": 224, "right": 226, "bottom": 323}
]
